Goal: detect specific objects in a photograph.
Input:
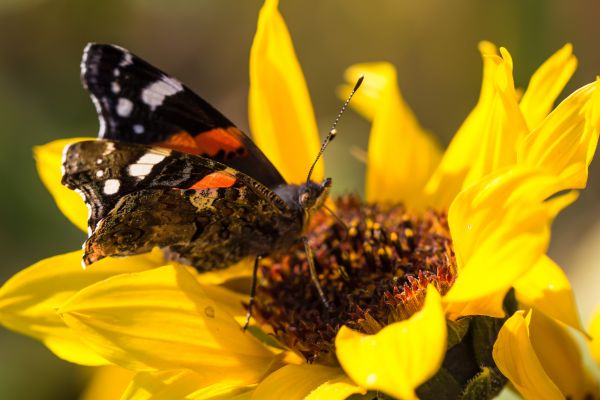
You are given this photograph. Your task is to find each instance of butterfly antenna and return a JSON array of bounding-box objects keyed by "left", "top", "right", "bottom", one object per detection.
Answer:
[{"left": 306, "top": 75, "right": 364, "bottom": 184}]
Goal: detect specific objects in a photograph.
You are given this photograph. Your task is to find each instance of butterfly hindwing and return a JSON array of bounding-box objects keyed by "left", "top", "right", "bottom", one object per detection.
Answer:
[
  {"left": 82, "top": 184, "right": 300, "bottom": 270},
  {"left": 81, "top": 43, "right": 286, "bottom": 189}
]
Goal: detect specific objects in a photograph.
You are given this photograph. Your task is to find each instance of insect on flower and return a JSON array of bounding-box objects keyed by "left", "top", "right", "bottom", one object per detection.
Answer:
[
  {"left": 61, "top": 43, "right": 363, "bottom": 324},
  {"left": 2, "top": 0, "right": 600, "bottom": 398}
]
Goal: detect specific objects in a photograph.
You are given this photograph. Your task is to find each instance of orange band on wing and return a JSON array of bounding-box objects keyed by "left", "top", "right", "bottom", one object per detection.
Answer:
[
  {"left": 189, "top": 171, "right": 237, "bottom": 189},
  {"left": 160, "top": 128, "right": 245, "bottom": 157},
  {"left": 161, "top": 131, "right": 200, "bottom": 154},
  {"left": 193, "top": 127, "right": 245, "bottom": 156}
]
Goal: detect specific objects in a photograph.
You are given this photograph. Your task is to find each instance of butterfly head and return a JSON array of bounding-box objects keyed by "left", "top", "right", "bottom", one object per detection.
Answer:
[{"left": 299, "top": 178, "right": 332, "bottom": 212}]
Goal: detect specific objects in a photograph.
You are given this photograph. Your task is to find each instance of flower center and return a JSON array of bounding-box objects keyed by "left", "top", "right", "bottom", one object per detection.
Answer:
[{"left": 253, "top": 194, "right": 457, "bottom": 364}]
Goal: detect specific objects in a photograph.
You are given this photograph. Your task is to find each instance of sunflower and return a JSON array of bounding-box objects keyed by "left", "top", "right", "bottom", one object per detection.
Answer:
[{"left": 1, "top": 0, "right": 600, "bottom": 399}]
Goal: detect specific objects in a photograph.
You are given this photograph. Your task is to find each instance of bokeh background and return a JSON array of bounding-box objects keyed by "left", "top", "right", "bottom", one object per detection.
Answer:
[{"left": 1, "top": 0, "right": 600, "bottom": 398}]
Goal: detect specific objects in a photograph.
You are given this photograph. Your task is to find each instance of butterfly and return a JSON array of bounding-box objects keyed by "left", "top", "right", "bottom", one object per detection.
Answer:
[{"left": 62, "top": 43, "right": 362, "bottom": 317}]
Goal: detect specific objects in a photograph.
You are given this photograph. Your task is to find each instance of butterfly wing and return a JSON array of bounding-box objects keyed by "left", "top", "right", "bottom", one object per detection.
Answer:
[
  {"left": 62, "top": 140, "right": 290, "bottom": 235},
  {"left": 81, "top": 185, "right": 299, "bottom": 270},
  {"left": 81, "top": 43, "right": 286, "bottom": 189}
]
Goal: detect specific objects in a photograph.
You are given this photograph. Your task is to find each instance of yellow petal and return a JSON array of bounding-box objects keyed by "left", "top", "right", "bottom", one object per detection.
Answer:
[
  {"left": 424, "top": 41, "right": 499, "bottom": 209},
  {"left": 528, "top": 309, "right": 598, "bottom": 399},
  {"left": 445, "top": 168, "right": 558, "bottom": 314},
  {"left": 202, "top": 284, "right": 247, "bottom": 326},
  {"left": 251, "top": 364, "right": 364, "bottom": 400},
  {"left": 248, "top": 0, "right": 321, "bottom": 183},
  {"left": 122, "top": 370, "right": 255, "bottom": 400},
  {"left": 463, "top": 48, "right": 529, "bottom": 188},
  {"left": 492, "top": 310, "right": 564, "bottom": 400},
  {"left": 513, "top": 255, "right": 584, "bottom": 332},
  {"left": 444, "top": 290, "right": 506, "bottom": 321},
  {"left": 589, "top": 309, "right": 600, "bottom": 366},
  {"left": 193, "top": 259, "right": 252, "bottom": 286},
  {"left": 34, "top": 137, "right": 94, "bottom": 232},
  {"left": 341, "top": 63, "right": 441, "bottom": 208},
  {"left": 544, "top": 190, "right": 579, "bottom": 219},
  {"left": 519, "top": 44, "right": 577, "bottom": 128},
  {"left": 335, "top": 286, "right": 446, "bottom": 400},
  {"left": 81, "top": 366, "right": 135, "bottom": 400},
  {"left": 0, "top": 250, "right": 163, "bottom": 365},
  {"left": 518, "top": 78, "right": 600, "bottom": 191},
  {"left": 183, "top": 262, "right": 250, "bottom": 322},
  {"left": 59, "top": 265, "right": 278, "bottom": 384}
]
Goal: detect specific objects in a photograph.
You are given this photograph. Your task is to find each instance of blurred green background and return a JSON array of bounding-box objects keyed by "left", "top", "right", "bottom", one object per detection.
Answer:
[{"left": 1, "top": 0, "right": 600, "bottom": 398}]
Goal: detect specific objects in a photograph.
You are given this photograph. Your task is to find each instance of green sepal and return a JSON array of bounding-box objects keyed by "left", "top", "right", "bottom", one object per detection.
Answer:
[
  {"left": 416, "top": 367, "right": 462, "bottom": 400},
  {"left": 471, "top": 316, "right": 504, "bottom": 367},
  {"left": 447, "top": 317, "right": 471, "bottom": 349},
  {"left": 460, "top": 366, "right": 507, "bottom": 400}
]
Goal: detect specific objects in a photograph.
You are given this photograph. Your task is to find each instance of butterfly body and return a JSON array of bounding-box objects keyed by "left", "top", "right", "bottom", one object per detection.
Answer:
[{"left": 63, "top": 44, "right": 330, "bottom": 271}]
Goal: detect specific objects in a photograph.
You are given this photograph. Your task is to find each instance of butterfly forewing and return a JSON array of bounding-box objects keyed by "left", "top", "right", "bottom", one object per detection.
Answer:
[
  {"left": 61, "top": 140, "right": 289, "bottom": 234},
  {"left": 81, "top": 43, "right": 286, "bottom": 189}
]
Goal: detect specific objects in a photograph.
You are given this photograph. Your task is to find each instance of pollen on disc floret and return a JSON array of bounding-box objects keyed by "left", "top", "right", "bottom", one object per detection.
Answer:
[{"left": 253, "top": 194, "right": 457, "bottom": 364}]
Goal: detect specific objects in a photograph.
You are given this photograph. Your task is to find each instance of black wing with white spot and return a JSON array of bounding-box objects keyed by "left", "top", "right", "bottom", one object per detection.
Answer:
[{"left": 81, "top": 43, "right": 286, "bottom": 189}]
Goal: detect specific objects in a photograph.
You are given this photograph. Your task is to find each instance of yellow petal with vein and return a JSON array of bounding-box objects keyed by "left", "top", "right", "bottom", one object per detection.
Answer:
[
  {"left": 0, "top": 250, "right": 162, "bottom": 365},
  {"left": 249, "top": 0, "right": 321, "bottom": 183},
  {"left": 424, "top": 41, "right": 498, "bottom": 209},
  {"left": 518, "top": 78, "right": 600, "bottom": 191},
  {"left": 445, "top": 168, "right": 557, "bottom": 313},
  {"left": 34, "top": 137, "right": 94, "bottom": 232},
  {"left": 336, "top": 286, "right": 445, "bottom": 400},
  {"left": 341, "top": 63, "right": 441, "bottom": 208},
  {"left": 528, "top": 309, "right": 598, "bottom": 399},
  {"left": 81, "top": 366, "right": 135, "bottom": 400},
  {"left": 493, "top": 310, "right": 564, "bottom": 400},
  {"left": 589, "top": 309, "right": 600, "bottom": 366},
  {"left": 59, "top": 265, "right": 277, "bottom": 384},
  {"left": 122, "top": 370, "right": 255, "bottom": 400},
  {"left": 520, "top": 44, "right": 577, "bottom": 128},
  {"left": 251, "top": 364, "right": 364, "bottom": 400},
  {"left": 444, "top": 290, "right": 506, "bottom": 321},
  {"left": 513, "top": 255, "right": 584, "bottom": 332},
  {"left": 202, "top": 284, "right": 247, "bottom": 326},
  {"left": 463, "top": 48, "right": 528, "bottom": 188}
]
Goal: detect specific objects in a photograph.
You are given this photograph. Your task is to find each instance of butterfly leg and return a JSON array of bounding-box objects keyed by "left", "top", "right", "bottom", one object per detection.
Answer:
[
  {"left": 243, "top": 254, "right": 263, "bottom": 331},
  {"left": 303, "top": 236, "right": 331, "bottom": 310}
]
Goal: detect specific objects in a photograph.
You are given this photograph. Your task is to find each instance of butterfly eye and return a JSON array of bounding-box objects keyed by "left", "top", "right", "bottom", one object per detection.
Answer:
[{"left": 299, "top": 192, "right": 311, "bottom": 208}]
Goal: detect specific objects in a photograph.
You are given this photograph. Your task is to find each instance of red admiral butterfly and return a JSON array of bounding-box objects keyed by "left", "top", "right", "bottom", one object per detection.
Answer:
[{"left": 62, "top": 44, "right": 362, "bottom": 321}]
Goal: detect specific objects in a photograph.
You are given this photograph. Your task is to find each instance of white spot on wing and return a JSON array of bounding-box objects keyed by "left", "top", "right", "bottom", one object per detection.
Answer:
[
  {"left": 113, "top": 68, "right": 120, "bottom": 77},
  {"left": 96, "top": 170, "right": 104, "bottom": 178},
  {"left": 103, "top": 179, "right": 120, "bottom": 195},
  {"left": 116, "top": 97, "right": 134, "bottom": 117},
  {"left": 120, "top": 52, "right": 133, "bottom": 67},
  {"left": 133, "top": 124, "right": 144, "bottom": 134},
  {"left": 137, "top": 153, "right": 167, "bottom": 164},
  {"left": 141, "top": 76, "right": 183, "bottom": 111},
  {"left": 127, "top": 152, "right": 169, "bottom": 178},
  {"left": 128, "top": 164, "right": 153, "bottom": 177},
  {"left": 111, "top": 81, "right": 120, "bottom": 93}
]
